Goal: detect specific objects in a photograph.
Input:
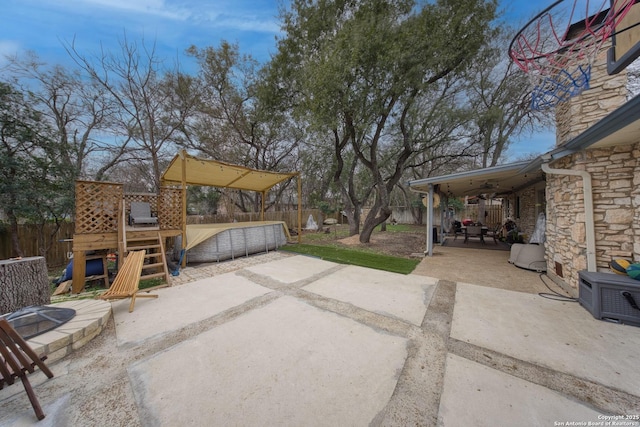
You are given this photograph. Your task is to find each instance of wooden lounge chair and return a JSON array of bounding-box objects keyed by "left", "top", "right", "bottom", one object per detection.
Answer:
[
  {"left": 0, "top": 318, "right": 54, "bottom": 421},
  {"left": 97, "top": 250, "right": 158, "bottom": 312}
]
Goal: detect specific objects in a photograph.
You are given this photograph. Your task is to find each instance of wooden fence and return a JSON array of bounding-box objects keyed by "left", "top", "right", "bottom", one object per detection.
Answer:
[
  {"left": 0, "top": 223, "right": 75, "bottom": 269},
  {"left": 187, "top": 209, "right": 322, "bottom": 227},
  {"left": 0, "top": 210, "right": 323, "bottom": 268},
  {"left": 390, "top": 204, "right": 504, "bottom": 227}
]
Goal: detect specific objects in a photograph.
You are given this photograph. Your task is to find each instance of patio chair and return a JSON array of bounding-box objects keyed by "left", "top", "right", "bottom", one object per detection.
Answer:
[
  {"left": 464, "top": 225, "right": 485, "bottom": 244},
  {"left": 129, "top": 202, "right": 158, "bottom": 226},
  {"left": 451, "top": 220, "right": 463, "bottom": 241},
  {"left": 0, "top": 318, "right": 54, "bottom": 421},
  {"left": 97, "top": 250, "right": 158, "bottom": 312},
  {"left": 485, "top": 224, "right": 501, "bottom": 244}
]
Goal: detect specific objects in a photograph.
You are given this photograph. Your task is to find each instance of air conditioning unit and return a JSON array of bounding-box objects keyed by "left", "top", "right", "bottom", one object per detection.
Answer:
[{"left": 578, "top": 271, "right": 640, "bottom": 327}]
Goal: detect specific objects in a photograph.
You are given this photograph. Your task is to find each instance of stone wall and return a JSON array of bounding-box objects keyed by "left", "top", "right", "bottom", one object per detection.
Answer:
[
  {"left": 555, "top": 47, "right": 628, "bottom": 146},
  {"left": 545, "top": 143, "right": 640, "bottom": 290},
  {"left": 545, "top": 42, "right": 639, "bottom": 290},
  {"left": 502, "top": 182, "right": 545, "bottom": 240}
]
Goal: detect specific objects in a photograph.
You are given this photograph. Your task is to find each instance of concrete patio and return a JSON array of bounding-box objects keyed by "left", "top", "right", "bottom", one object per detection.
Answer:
[{"left": 1, "top": 249, "right": 639, "bottom": 426}]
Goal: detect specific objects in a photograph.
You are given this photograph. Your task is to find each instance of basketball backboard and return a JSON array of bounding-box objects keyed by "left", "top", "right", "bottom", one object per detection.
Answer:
[{"left": 608, "top": 0, "right": 640, "bottom": 74}]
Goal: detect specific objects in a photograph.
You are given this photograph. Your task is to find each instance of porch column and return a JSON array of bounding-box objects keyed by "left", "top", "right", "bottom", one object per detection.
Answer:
[{"left": 426, "top": 184, "right": 434, "bottom": 257}]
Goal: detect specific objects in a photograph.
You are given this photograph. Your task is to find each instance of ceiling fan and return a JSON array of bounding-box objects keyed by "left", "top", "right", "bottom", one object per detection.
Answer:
[{"left": 469, "top": 180, "right": 499, "bottom": 193}]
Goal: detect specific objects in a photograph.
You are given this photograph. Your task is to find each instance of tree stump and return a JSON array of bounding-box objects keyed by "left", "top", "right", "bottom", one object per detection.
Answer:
[{"left": 0, "top": 257, "right": 50, "bottom": 315}]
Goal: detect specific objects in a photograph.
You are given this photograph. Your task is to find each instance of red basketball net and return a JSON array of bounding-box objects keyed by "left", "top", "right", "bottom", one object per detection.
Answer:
[{"left": 509, "top": 0, "right": 636, "bottom": 110}]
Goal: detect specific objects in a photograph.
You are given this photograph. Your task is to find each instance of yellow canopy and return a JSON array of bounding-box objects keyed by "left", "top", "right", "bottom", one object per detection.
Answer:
[
  {"left": 161, "top": 151, "right": 298, "bottom": 192},
  {"left": 161, "top": 150, "right": 302, "bottom": 260}
]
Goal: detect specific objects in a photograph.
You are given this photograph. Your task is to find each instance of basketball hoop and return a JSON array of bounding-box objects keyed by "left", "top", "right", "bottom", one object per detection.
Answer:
[{"left": 509, "top": 0, "right": 636, "bottom": 110}]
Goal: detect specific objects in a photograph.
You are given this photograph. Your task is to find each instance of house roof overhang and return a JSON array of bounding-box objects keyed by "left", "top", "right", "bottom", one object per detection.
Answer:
[
  {"left": 521, "top": 92, "right": 640, "bottom": 174},
  {"left": 161, "top": 151, "right": 298, "bottom": 192},
  {"left": 563, "top": 92, "right": 640, "bottom": 151},
  {"left": 408, "top": 161, "right": 545, "bottom": 198},
  {"left": 410, "top": 93, "right": 640, "bottom": 197}
]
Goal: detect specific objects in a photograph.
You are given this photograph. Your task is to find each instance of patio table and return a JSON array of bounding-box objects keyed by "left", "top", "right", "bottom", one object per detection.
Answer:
[{"left": 461, "top": 226, "right": 488, "bottom": 244}]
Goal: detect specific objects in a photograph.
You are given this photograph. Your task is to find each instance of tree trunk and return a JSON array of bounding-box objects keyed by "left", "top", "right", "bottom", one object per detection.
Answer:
[
  {"left": 360, "top": 203, "right": 392, "bottom": 243},
  {"left": 0, "top": 257, "right": 50, "bottom": 314},
  {"left": 412, "top": 206, "right": 423, "bottom": 225},
  {"left": 343, "top": 203, "right": 360, "bottom": 236},
  {"left": 8, "top": 214, "right": 23, "bottom": 258}
]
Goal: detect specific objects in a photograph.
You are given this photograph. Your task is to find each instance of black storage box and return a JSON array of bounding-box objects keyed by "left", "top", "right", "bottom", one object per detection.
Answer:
[{"left": 578, "top": 270, "right": 640, "bottom": 326}]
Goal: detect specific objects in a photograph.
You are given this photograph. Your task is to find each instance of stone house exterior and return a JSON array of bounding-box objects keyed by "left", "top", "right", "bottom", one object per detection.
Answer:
[
  {"left": 409, "top": 45, "right": 640, "bottom": 294},
  {"left": 542, "top": 49, "right": 638, "bottom": 293}
]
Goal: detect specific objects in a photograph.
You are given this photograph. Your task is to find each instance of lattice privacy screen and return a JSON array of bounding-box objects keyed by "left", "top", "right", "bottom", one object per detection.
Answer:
[
  {"left": 76, "top": 181, "right": 183, "bottom": 233},
  {"left": 157, "top": 187, "right": 182, "bottom": 230},
  {"left": 75, "top": 181, "right": 123, "bottom": 234}
]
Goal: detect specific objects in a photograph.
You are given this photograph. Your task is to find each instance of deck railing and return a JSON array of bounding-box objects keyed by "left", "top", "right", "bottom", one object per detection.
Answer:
[{"left": 75, "top": 181, "right": 183, "bottom": 234}]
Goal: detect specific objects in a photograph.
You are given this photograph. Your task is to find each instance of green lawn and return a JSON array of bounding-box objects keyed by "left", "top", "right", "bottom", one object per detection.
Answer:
[{"left": 279, "top": 243, "right": 420, "bottom": 275}]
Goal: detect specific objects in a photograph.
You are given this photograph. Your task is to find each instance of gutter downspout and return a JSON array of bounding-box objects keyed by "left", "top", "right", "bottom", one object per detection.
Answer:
[{"left": 541, "top": 160, "right": 597, "bottom": 272}]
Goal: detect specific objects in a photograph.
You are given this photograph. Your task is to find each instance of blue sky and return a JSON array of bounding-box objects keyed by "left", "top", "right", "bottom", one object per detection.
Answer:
[{"left": 0, "top": 0, "right": 555, "bottom": 159}]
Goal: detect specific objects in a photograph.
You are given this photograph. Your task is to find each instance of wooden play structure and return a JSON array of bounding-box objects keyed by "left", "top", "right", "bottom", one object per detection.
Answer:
[
  {"left": 71, "top": 151, "right": 302, "bottom": 294},
  {"left": 71, "top": 180, "right": 182, "bottom": 294}
]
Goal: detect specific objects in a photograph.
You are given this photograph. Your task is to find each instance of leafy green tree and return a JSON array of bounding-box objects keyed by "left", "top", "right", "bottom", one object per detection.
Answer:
[
  {"left": 0, "top": 82, "right": 66, "bottom": 256},
  {"left": 187, "top": 186, "right": 221, "bottom": 215},
  {"left": 266, "top": 0, "right": 497, "bottom": 242}
]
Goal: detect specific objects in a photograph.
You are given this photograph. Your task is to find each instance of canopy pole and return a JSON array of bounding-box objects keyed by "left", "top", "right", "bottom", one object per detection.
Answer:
[
  {"left": 181, "top": 150, "right": 187, "bottom": 267},
  {"left": 297, "top": 173, "right": 302, "bottom": 243},
  {"left": 261, "top": 191, "right": 265, "bottom": 221}
]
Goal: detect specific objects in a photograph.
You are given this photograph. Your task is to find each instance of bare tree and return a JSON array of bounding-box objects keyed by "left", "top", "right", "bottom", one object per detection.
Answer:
[
  {"left": 5, "top": 52, "right": 117, "bottom": 181},
  {"left": 67, "top": 35, "right": 199, "bottom": 191},
  {"left": 464, "top": 28, "right": 553, "bottom": 168}
]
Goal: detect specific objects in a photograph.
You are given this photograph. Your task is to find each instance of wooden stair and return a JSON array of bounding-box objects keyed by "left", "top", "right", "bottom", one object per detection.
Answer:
[{"left": 123, "top": 231, "right": 171, "bottom": 286}]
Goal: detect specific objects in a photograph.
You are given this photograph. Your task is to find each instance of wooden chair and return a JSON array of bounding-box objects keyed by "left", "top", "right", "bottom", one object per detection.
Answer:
[
  {"left": 0, "top": 318, "right": 54, "bottom": 421},
  {"left": 97, "top": 250, "right": 158, "bottom": 312}
]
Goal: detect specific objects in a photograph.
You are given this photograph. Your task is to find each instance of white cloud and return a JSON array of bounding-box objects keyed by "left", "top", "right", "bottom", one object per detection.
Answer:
[
  {"left": 68, "top": 0, "right": 192, "bottom": 20},
  {"left": 64, "top": 0, "right": 279, "bottom": 34},
  {"left": 207, "top": 15, "right": 281, "bottom": 33}
]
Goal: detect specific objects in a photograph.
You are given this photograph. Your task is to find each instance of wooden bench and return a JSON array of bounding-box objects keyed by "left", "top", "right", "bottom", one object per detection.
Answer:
[{"left": 0, "top": 318, "right": 54, "bottom": 420}]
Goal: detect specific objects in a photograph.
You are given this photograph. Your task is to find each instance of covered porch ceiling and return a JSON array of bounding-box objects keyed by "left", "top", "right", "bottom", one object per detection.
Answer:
[
  {"left": 410, "top": 94, "right": 640, "bottom": 198},
  {"left": 408, "top": 161, "right": 545, "bottom": 198}
]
